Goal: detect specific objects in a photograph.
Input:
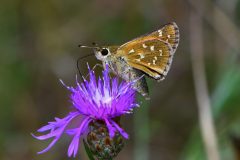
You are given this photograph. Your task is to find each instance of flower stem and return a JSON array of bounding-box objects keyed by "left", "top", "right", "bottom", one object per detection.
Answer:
[{"left": 133, "top": 98, "right": 150, "bottom": 160}]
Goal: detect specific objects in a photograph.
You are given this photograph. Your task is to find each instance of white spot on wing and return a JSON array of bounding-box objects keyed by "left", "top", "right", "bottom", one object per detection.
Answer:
[
  {"left": 129, "top": 49, "right": 135, "bottom": 53},
  {"left": 167, "top": 34, "right": 171, "bottom": 38},
  {"left": 158, "top": 30, "right": 163, "bottom": 37},
  {"left": 153, "top": 60, "right": 156, "bottom": 65},
  {"left": 147, "top": 63, "right": 151, "bottom": 66},
  {"left": 154, "top": 56, "right": 157, "bottom": 60},
  {"left": 139, "top": 53, "right": 145, "bottom": 59},
  {"left": 159, "top": 50, "right": 163, "bottom": 56},
  {"left": 142, "top": 44, "right": 147, "bottom": 48},
  {"left": 150, "top": 46, "right": 154, "bottom": 51}
]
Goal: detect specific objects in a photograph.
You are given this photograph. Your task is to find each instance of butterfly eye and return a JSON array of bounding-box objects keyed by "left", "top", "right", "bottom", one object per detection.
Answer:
[{"left": 101, "top": 48, "right": 109, "bottom": 56}]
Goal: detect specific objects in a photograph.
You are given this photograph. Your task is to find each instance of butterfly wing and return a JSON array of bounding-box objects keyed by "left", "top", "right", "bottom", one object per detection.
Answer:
[
  {"left": 115, "top": 22, "right": 179, "bottom": 80},
  {"left": 117, "top": 39, "right": 173, "bottom": 80},
  {"left": 156, "top": 22, "right": 179, "bottom": 52},
  {"left": 118, "top": 22, "right": 179, "bottom": 53},
  {"left": 97, "top": 23, "right": 179, "bottom": 97}
]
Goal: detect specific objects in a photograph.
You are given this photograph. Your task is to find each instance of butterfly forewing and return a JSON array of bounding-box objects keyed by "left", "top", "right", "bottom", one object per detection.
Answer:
[
  {"left": 118, "top": 22, "right": 179, "bottom": 53},
  {"left": 156, "top": 22, "right": 179, "bottom": 52}
]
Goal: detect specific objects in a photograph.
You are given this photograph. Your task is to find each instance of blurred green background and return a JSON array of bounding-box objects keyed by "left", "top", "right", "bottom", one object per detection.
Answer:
[{"left": 1, "top": 0, "right": 240, "bottom": 160}]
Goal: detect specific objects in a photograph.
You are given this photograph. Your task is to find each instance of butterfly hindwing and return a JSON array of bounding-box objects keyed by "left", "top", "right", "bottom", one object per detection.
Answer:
[{"left": 117, "top": 39, "right": 173, "bottom": 80}]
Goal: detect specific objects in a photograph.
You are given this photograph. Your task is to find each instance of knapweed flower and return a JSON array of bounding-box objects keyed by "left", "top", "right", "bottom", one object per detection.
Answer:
[{"left": 33, "top": 65, "right": 139, "bottom": 158}]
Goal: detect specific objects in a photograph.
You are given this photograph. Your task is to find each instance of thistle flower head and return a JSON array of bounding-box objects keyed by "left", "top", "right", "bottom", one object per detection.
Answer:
[{"left": 33, "top": 65, "right": 138, "bottom": 157}]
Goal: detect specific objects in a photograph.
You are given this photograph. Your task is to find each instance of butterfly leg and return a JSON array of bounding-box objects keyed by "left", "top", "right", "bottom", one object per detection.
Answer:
[
  {"left": 84, "top": 63, "right": 103, "bottom": 79},
  {"left": 92, "top": 63, "right": 103, "bottom": 71}
]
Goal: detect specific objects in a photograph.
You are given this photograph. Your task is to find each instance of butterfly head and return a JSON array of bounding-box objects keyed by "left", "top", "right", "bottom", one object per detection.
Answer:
[
  {"left": 79, "top": 44, "right": 117, "bottom": 62},
  {"left": 94, "top": 47, "right": 112, "bottom": 61}
]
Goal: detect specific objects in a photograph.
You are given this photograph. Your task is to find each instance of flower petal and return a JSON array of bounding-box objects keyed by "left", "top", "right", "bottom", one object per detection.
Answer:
[
  {"left": 68, "top": 117, "right": 91, "bottom": 157},
  {"left": 110, "top": 119, "right": 129, "bottom": 139},
  {"left": 104, "top": 118, "right": 116, "bottom": 138},
  {"left": 33, "top": 112, "right": 78, "bottom": 154},
  {"left": 37, "top": 136, "right": 60, "bottom": 154}
]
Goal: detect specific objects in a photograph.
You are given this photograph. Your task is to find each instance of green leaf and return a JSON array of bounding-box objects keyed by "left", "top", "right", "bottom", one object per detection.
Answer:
[{"left": 83, "top": 139, "right": 95, "bottom": 160}]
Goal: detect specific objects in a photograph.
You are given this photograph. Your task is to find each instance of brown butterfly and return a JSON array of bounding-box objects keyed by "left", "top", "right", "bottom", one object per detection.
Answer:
[{"left": 80, "top": 22, "right": 179, "bottom": 99}]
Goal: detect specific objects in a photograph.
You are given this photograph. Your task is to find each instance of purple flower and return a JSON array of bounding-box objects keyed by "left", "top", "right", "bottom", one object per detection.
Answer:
[{"left": 33, "top": 65, "right": 139, "bottom": 157}]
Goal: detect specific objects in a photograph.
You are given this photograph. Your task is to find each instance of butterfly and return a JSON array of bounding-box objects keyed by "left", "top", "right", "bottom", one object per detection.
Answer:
[{"left": 79, "top": 22, "right": 179, "bottom": 99}]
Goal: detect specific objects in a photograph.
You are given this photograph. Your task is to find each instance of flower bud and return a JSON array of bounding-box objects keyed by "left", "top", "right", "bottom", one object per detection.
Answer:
[{"left": 86, "top": 119, "right": 124, "bottom": 159}]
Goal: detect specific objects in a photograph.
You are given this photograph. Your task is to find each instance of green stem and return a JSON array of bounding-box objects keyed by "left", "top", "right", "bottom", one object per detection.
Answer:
[{"left": 133, "top": 96, "right": 150, "bottom": 160}]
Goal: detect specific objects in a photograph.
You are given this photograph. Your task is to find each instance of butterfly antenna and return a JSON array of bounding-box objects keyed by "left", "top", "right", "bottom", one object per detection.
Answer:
[
  {"left": 77, "top": 43, "right": 99, "bottom": 81},
  {"left": 92, "top": 42, "right": 98, "bottom": 46},
  {"left": 78, "top": 44, "right": 99, "bottom": 49}
]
